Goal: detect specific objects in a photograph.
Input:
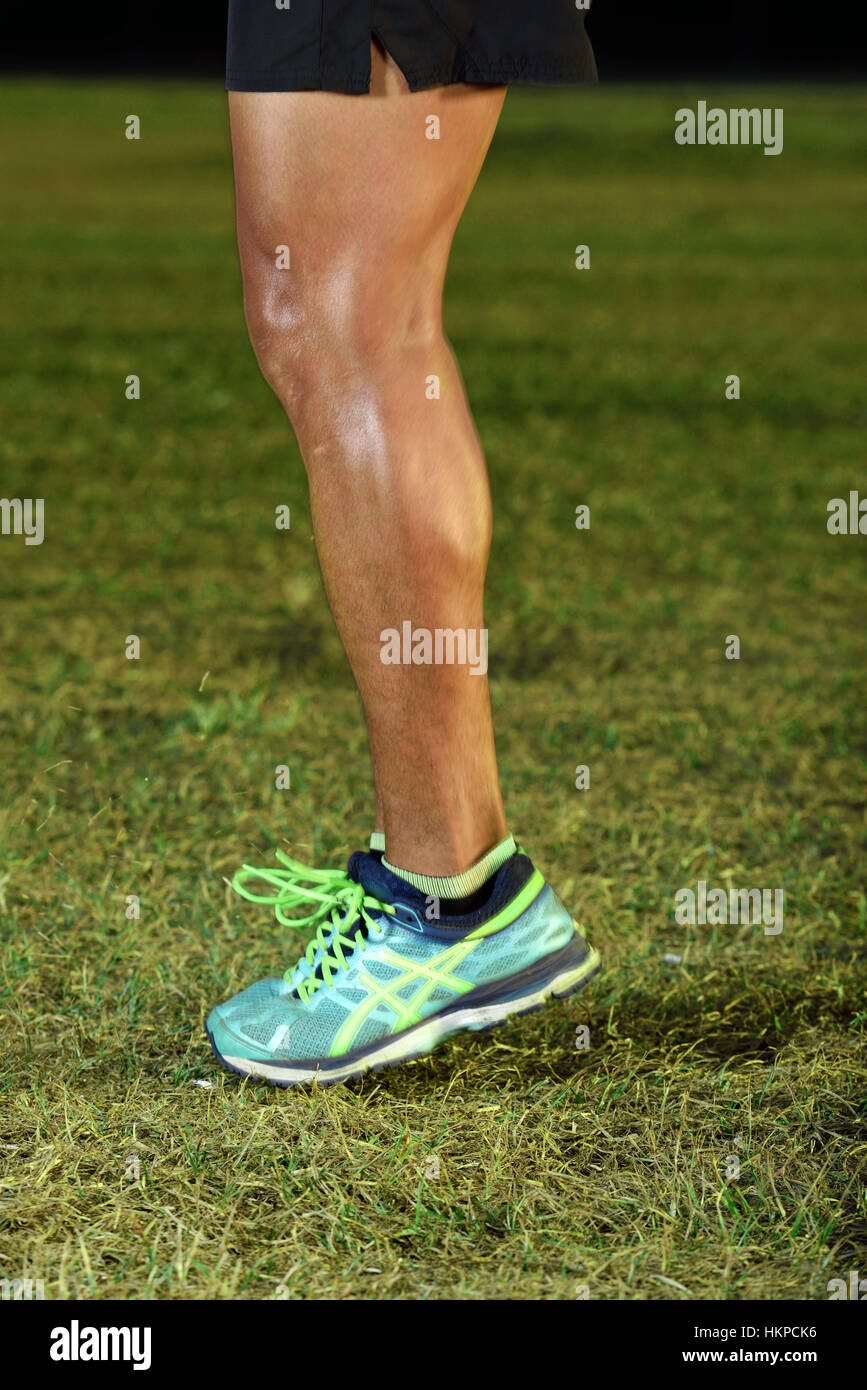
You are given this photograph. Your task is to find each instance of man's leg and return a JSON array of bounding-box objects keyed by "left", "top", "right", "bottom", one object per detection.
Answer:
[{"left": 230, "top": 43, "right": 507, "bottom": 876}]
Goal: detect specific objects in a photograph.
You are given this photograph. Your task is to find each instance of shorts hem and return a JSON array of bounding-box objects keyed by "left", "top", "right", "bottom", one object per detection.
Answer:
[
  {"left": 226, "top": 63, "right": 597, "bottom": 94},
  {"left": 226, "top": 70, "right": 372, "bottom": 94}
]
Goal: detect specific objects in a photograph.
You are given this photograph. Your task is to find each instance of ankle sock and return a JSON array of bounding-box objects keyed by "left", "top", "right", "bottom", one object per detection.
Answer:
[
  {"left": 369, "top": 830, "right": 386, "bottom": 854},
  {"left": 383, "top": 833, "right": 517, "bottom": 909}
]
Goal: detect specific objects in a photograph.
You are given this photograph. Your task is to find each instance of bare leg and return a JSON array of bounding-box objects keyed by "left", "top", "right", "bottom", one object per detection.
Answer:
[{"left": 231, "top": 43, "right": 507, "bottom": 874}]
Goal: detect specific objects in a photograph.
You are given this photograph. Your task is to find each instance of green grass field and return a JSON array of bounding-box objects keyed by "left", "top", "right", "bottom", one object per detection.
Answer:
[{"left": 0, "top": 80, "right": 865, "bottom": 1301}]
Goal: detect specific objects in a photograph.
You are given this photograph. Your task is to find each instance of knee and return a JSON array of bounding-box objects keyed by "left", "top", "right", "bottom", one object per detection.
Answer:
[
  {"left": 241, "top": 264, "right": 313, "bottom": 418},
  {"left": 241, "top": 254, "right": 441, "bottom": 423}
]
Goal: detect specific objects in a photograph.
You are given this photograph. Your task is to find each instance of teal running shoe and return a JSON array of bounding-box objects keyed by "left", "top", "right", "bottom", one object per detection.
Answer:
[{"left": 206, "top": 849, "right": 600, "bottom": 1087}]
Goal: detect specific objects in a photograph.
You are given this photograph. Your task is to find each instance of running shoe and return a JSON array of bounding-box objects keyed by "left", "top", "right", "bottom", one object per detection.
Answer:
[{"left": 206, "top": 848, "right": 599, "bottom": 1086}]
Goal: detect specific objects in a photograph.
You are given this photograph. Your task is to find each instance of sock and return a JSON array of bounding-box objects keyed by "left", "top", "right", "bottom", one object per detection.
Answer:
[
  {"left": 369, "top": 830, "right": 386, "bottom": 853},
  {"left": 383, "top": 834, "right": 517, "bottom": 906}
]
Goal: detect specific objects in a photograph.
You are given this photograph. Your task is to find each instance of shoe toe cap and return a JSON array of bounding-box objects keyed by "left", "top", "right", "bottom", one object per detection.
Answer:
[{"left": 207, "top": 976, "right": 297, "bottom": 1060}]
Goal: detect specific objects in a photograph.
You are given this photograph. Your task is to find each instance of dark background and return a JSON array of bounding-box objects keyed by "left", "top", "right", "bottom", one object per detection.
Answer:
[{"left": 2, "top": 2, "right": 864, "bottom": 80}]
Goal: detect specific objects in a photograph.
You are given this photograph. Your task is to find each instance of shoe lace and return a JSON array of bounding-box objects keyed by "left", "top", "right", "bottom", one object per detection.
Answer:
[{"left": 232, "top": 850, "right": 395, "bottom": 1003}]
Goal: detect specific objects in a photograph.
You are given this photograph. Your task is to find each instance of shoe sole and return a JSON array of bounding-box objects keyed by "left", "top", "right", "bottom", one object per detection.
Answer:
[{"left": 206, "top": 944, "right": 601, "bottom": 1088}]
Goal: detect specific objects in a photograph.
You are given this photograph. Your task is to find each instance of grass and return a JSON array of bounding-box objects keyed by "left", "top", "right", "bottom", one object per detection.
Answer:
[{"left": 0, "top": 80, "right": 865, "bottom": 1301}]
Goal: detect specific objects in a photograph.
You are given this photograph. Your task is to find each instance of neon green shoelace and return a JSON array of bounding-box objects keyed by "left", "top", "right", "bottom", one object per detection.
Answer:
[{"left": 232, "top": 850, "right": 395, "bottom": 1003}]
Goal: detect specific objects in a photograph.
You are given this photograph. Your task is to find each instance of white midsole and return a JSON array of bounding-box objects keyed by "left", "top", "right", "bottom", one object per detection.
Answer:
[{"left": 221, "top": 946, "right": 600, "bottom": 1085}]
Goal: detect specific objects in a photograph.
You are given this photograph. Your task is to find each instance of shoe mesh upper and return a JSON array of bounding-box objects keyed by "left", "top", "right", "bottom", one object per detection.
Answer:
[{"left": 214, "top": 870, "right": 578, "bottom": 1062}]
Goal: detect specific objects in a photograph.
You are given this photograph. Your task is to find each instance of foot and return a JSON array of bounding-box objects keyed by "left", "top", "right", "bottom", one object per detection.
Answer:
[{"left": 206, "top": 849, "right": 600, "bottom": 1087}]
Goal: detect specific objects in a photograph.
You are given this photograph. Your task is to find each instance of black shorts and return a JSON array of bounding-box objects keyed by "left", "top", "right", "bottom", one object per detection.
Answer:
[{"left": 226, "top": 1, "right": 597, "bottom": 94}]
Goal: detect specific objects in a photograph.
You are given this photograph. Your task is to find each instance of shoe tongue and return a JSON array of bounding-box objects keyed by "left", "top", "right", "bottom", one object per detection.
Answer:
[{"left": 348, "top": 850, "right": 421, "bottom": 906}]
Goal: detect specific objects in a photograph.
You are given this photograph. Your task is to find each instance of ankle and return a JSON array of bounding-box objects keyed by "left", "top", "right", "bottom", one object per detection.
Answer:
[{"left": 384, "top": 832, "right": 515, "bottom": 896}]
